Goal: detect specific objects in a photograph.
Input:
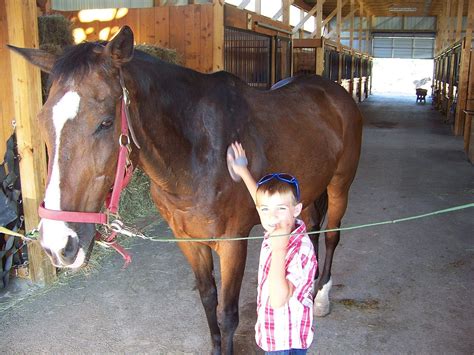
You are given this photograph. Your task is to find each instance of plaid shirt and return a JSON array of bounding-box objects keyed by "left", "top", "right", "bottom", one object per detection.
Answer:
[{"left": 255, "top": 220, "right": 317, "bottom": 351}]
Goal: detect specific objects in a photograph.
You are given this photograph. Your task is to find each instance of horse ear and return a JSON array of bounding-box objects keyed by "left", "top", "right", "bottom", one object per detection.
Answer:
[
  {"left": 103, "top": 26, "right": 134, "bottom": 67},
  {"left": 7, "top": 45, "right": 57, "bottom": 73}
]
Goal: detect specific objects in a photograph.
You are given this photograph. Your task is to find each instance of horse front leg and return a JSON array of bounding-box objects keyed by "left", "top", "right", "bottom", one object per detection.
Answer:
[
  {"left": 314, "top": 184, "right": 349, "bottom": 317},
  {"left": 177, "top": 242, "right": 221, "bottom": 354},
  {"left": 215, "top": 239, "right": 248, "bottom": 355}
]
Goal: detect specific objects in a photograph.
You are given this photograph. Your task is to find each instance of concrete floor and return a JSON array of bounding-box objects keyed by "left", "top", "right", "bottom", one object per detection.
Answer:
[{"left": 1, "top": 94, "right": 473, "bottom": 354}]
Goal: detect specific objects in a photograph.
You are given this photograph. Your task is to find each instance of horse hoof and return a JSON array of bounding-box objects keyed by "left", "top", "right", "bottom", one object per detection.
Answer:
[
  {"left": 314, "top": 300, "right": 330, "bottom": 317},
  {"left": 313, "top": 277, "right": 333, "bottom": 317}
]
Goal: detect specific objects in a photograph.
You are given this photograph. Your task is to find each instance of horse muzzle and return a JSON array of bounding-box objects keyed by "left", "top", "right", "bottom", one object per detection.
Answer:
[{"left": 39, "top": 220, "right": 95, "bottom": 268}]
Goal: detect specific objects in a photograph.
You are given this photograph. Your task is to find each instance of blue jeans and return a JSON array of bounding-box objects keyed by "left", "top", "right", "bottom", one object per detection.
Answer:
[{"left": 265, "top": 349, "right": 307, "bottom": 355}]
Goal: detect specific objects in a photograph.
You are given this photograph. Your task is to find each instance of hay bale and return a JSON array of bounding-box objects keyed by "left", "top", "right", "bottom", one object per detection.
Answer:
[
  {"left": 38, "top": 14, "right": 74, "bottom": 48},
  {"left": 38, "top": 14, "right": 73, "bottom": 102},
  {"left": 135, "top": 43, "right": 183, "bottom": 65}
]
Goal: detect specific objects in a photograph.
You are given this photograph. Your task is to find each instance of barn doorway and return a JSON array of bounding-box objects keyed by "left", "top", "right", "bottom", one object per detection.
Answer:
[{"left": 371, "top": 58, "right": 433, "bottom": 96}]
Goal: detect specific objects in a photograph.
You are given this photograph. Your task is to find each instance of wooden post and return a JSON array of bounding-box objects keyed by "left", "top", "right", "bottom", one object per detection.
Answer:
[
  {"left": 6, "top": 0, "right": 55, "bottom": 284},
  {"left": 315, "top": 0, "right": 323, "bottom": 38},
  {"left": 282, "top": 0, "right": 292, "bottom": 75},
  {"left": 255, "top": 0, "right": 261, "bottom": 15},
  {"left": 0, "top": 1, "right": 15, "bottom": 160},
  {"left": 365, "top": 10, "right": 369, "bottom": 54},
  {"left": 464, "top": 55, "right": 474, "bottom": 156},
  {"left": 282, "top": 0, "right": 290, "bottom": 25},
  {"left": 336, "top": 0, "right": 341, "bottom": 49},
  {"left": 212, "top": 0, "right": 224, "bottom": 72},
  {"left": 455, "top": 0, "right": 463, "bottom": 42},
  {"left": 454, "top": 0, "right": 473, "bottom": 136},
  {"left": 446, "top": 0, "right": 452, "bottom": 45},
  {"left": 271, "top": 37, "right": 276, "bottom": 85},
  {"left": 349, "top": 0, "right": 354, "bottom": 49},
  {"left": 315, "top": 38, "right": 324, "bottom": 76},
  {"left": 358, "top": 1, "right": 362, "bottom": 52},
  {"left": 447, "top": 51, "right": 455, "bottom": 121}
]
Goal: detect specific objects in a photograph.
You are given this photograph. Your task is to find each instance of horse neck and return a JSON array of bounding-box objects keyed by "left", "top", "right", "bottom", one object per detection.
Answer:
[{"left": 128, "top": 60, "right": 200, "bottom": 193}]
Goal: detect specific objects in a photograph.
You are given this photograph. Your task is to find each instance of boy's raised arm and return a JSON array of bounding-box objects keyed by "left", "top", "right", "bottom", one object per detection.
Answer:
[{"left": 227, "top": 142, "right": 258, "bottom": 205}]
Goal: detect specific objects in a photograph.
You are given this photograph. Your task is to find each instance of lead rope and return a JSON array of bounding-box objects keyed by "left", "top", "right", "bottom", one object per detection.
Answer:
[
  {"left": 2, "top": 202, "right": 472, "bottom": 265},
  {"left": 101, "top": 202, "right": 474, "bottom": 243}
]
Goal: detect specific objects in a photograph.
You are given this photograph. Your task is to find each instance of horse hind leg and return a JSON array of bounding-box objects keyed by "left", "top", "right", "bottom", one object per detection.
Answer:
[
  {"left": 304, "top": 191, "right": 329, "bottom": 280},
  {"left": 314, "top": 179, "right": 351, "bottom": 317},
  {"left": 177, "top": 242, "right": 221, "bottom": 354}
]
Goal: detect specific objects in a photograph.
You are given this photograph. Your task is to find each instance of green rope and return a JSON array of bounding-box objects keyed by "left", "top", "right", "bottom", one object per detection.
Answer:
[
  {"left": 3, "top": 202, "right": 473, "bottom": 244},
  {"left": 136, "top": 202, "right": 474, "bottom": 243}
]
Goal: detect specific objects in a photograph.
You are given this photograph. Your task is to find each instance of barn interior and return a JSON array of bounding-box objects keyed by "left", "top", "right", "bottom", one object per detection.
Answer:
[{"left": 0, "top": 2, "right": 473, "bottom": 352}]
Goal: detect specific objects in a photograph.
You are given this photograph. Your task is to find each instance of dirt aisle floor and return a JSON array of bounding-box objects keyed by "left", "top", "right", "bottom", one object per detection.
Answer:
[{"left": 1, "top": 94, "right": 473, "bottom": 354}]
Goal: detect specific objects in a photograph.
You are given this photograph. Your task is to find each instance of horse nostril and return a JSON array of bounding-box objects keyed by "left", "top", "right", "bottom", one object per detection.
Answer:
[{"left": 62, "top": 235, "right": 79, "bottom": 259}]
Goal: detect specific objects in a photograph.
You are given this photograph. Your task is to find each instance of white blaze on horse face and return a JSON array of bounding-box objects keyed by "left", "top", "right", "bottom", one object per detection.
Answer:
[{"left": 41, "top": 91, "right": 81, "bottom": 260}]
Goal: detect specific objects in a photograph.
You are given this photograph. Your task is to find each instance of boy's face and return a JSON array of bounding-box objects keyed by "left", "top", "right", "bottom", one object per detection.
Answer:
[{"left": 256, "top": 191, "right": 303, "bottom": 235}]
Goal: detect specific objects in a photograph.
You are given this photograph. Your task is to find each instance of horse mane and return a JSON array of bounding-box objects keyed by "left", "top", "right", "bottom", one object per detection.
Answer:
[
  {"left": 51, "top": 41, "right": 107, "bottom": 83},
  {"left": 50, "top": 40, "right": 248, "bottom": 99}
]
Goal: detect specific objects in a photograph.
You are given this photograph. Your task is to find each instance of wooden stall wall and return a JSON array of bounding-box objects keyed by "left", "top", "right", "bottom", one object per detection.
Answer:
[
  {"left": 62, "top": 4, "right": 216, "bottom": 73},
  {"left": 0, "top": 2, "right": 14, "bottom": 160},
  {"left": 434, "top": 41, "right": 464, "bottom": 124}
]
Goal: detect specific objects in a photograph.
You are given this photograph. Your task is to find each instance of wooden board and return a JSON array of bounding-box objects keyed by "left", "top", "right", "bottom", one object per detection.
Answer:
[
  {"left": 0, "top": 1, "right": 14, "bottom": 160},
  {"left": 62, "top": 4, "right": 215, "bottom": 73},
  {"left": 5, "top": 0, "right": 55, "bottom": 284}
]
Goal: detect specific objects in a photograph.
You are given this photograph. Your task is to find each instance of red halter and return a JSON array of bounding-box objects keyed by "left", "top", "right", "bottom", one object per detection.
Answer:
[{"left": 38, "top": 71, "right": 136, "bottom": 265}]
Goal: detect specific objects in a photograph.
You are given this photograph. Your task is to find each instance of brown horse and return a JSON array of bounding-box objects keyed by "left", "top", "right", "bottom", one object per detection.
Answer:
[{"left": 10, "top": 26, "right": 362, "bottom": 354}]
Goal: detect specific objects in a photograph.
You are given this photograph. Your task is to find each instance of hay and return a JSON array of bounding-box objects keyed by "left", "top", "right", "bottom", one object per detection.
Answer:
[
  {"left": 38, "top": 14, "right": 73, "bottom": 102},
  {"left": 118, "top": 168, "right": 158, "bottom": 224},
  {"left": 135, "top": 43, "right": 183, "bottom": 65},
  {"left": 118, "top": 43, "right": 181, "bottom": 223},
  {"left": 38, "top": 14, "right": 74, "bottom": 48}
]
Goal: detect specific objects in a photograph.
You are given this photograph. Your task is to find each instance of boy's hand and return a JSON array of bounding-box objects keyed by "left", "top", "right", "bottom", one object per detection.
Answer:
[
  {"left": 228, "top": 142, "right": 249, "bottom": 178},
  {"left": 268, "top": 232, "right": 290, "bottom": 252},
  {"left": 268, "top": 224, "right": 291, "bottom": 251}
]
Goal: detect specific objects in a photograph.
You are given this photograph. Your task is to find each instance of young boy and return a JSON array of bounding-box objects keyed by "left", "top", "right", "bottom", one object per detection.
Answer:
[{"left": 228, "top": 142, "right": 317, "bottom": 355}]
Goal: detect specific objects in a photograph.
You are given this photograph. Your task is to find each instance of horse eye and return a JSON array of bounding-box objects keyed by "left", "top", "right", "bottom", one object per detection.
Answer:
[{"left": 99, "top": 119, "right": 113, "bottom": 129}]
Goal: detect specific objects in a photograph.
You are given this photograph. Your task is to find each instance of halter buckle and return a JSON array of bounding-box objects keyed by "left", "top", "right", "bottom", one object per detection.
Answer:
[
  {"left": 122, "top": 87, "right": 130, "bottom": 106},
  {"left": 119, "top": 133, "right": 130, "bottom": 147}
]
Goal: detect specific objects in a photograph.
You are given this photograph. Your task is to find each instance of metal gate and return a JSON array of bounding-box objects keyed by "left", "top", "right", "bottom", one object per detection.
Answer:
[
  {"left": 224, "top": 27, "right": 272, "bottom": 89},
  {"left": 323, "top": 48, "right": 340, "bottom": 82}
]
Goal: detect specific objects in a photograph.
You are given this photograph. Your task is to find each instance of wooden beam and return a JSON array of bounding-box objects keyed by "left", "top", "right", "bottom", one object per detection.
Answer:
[
  {"left": 237, "top": 0, "right": 250, "bottom": 10},
  {"left": 455, "top": 0, "right": 463, "bottom": 42},
  {"left": 454, "top": 0, "right": 473, "bottom": 137},
  {"left": 322, "top": 0, "right": 348, "bottom": 27},
  {"left": 274, "top": 0, "right": 292, "bottom": 23},
  {"left": 358, "top": 1, "right": 363, "bottom": 51},
  {"left": 447, "top": 0, "right": 452, "bottom": 44},
  {"left": 311, "top": 0, "right": 348, "bottom": 38},
  {"left": 350, "top": 0, "right": 354, "bottom": 49},
  {"left": 326, "top": 6, "right": 357, "bottom": 40},
  {"left": 315, "top": 0, "right": 323, "bottom": 37},
  {"left": 365, "top": 9, "right": 370, "bottom": 54},
  {"left": 282, "top": 0, "right": 291, "bottom": 24},
  {"left": 0, "top": 1, "right": 14, "bottom": 161},
  {"left": 292, "top": 0, "right": 325, "bottom": 34},
  {"left": 212, "top": 0, "right": 224, "bottom": 72},
  {"left": 6, "top": 0, "right": 54, "bottom": 284},
  {"left": 337, "top": 0, "right": 342, "bottom": 48},
  {"left": 255, "top": 0, "right": 261, "bottom": 15}
]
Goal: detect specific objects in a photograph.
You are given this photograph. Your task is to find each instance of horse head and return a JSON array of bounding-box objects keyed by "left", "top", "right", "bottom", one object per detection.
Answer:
[{"left": 9, "top": 26, "right": 136, "bottom": 268}]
